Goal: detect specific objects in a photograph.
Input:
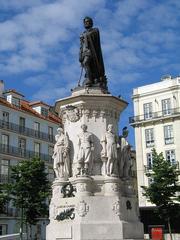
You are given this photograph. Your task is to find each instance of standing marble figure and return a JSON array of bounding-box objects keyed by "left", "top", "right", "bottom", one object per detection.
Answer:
[
  {"left": 101, "top": 124, "right": 118, "bottom": 175},
  {"left": 121, "top": 144, "right": 132, "bottom": 178},
  {"left": 77, "top": 124, "right": 94, "bottom": 175},
  {"left": 119, "top": 127, "right": 132, "bottom": 178},
  {"left": 52, "top": 128, "right": 70, "bottom": 179},
  {"left": 79, "top": 16, "right": 107, "bottom": 89}
]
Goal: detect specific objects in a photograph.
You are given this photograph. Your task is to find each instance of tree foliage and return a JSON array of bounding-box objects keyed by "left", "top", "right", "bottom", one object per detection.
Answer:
[
  {"left": 8, "top": 157, "right": 51, "bottom": 225},
  {"left": 142, "top": 149, "right": 180, "bottom": 222},
  {"left": 0, "top": 183, "right": 9, "bottom": 213}
]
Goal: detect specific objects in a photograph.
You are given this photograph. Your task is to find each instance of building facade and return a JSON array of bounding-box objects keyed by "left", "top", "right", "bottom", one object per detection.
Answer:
[
  {"left": 0, "top": 80, "right": 61, "bottom": 239},
  {"left": 130, "top": 75, "right": 180, "bottom": 232}
]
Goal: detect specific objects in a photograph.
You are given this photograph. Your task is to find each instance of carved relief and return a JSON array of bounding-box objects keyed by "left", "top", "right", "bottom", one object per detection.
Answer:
[
  {"left": 78, "top": 183, "right": 87, "bottom": 192},
  {"left": 76, "top": 106, "right": 120, "bottom": 123},
  {"left": 66, "top": 105, "right": 80, "bottom": 122},
  {"left": 126, "top": 200, "right": 132, "bottom": 210},
  {"left": 76, "top": 200, "right": 89, "bottom": 217},
  {"left": 56, "top": 208, "right": 75, "bottom": 221},
  {"left": 84, "top": 109, "right": 91, "bottom": 119},
  {"left": 100, "top": 110, "right": 106, "bottom": 122},
  {"left": 111, "top": 183, "right": 119, "bottom": 192},
  {"left": 112, "top": 201, "right": 121, "bottom": 216},
  {"left": 61, "top": 182, "right": 76, "bottom": 198},
  {"left": 92, "top": 110, "right": 98, "bottom": 121}
]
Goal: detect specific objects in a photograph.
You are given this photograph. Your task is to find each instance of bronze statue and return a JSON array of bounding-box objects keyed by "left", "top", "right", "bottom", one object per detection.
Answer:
[{"left": 79, "top": 17, "right": 107, "bottom": 90}]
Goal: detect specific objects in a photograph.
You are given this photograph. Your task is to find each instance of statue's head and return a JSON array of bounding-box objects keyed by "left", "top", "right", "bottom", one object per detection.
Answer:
[
  {"left": 57, "top": 127, "right": 64, "bottom": 134},
  {"left": 83, "top": 16, "right": 93, "bottom": 29},
  {"left": 108, "top": 124, "right": 113, "bottom": 132},
  {"left": 81, "top": 124, "right": 88, "bottom": 132},
  {"left": 122, "top": 126, "right": 128, "bottom": 138}
]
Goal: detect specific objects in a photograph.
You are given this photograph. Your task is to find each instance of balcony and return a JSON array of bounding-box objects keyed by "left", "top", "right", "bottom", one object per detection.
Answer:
[
  {"left": 144, "top": 165, "right": 153, "bottom": 173},
  {"left": 6, "top": 208, "right": 19, "bottom": 217},
  {"left": 0, "top": 144, "right": 52, "bottom": 163},
  {"left": 144, "top": 161, "right": 179, "bottom": 173},
  {"left": 164, "top": 137, "right": 174, "bottom": 145},
  {"left": 129, "top": 107, "right": 180, "bottom": 125},
  {"left": 0, "top": 174, "right": 9, "bottom": 183},
  {"left": 0, "top": 119, "right": 55, "bottom": 143}
]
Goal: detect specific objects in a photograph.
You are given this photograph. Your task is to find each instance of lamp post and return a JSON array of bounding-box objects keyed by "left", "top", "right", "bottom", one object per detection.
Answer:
[{"left": 19, "top": 172, "right": 23, "bottom": 240}]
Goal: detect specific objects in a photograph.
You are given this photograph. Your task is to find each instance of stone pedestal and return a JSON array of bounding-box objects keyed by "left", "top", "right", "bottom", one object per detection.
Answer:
[
  {"left": 52, "top": 178, "right": 69, "bottom": 198},
  {"left": 46, "top": 87, "right": 144, "bottom": 240},
  {"left": 104, "top": 176, "right": 120, "bottom": 196},
  {"left": 71, "top": 176, "right": 93, "bottom": 197},
  {"left": 47, "top": 176, "right": 143, "bottom": 240}
]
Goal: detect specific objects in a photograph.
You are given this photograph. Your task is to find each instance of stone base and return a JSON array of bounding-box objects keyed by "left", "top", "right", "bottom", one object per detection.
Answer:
[
  {"left": 47, "top": 176, "right": 143, "bottom": 240},
  {"left": 47, "top": 193, "right": 143, "bottom": 240},
  {"left": 46, "top": 221, "right": 143, "bottom": 240}
]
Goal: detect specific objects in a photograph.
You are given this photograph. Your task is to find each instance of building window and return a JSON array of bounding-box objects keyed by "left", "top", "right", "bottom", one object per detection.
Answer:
[
  {"left": 2, "top": 112, "right": 9, "bottom": 123},
  {"left": 34, "top": 122, "right": 40, "bottom": 137},
  {"left": 165, "top": 150, "right": 176, "bottom": 165},
  {"left": 148, "top": 177, "right": 154, "bottom": 185},
  {"left": 2, "top": 112, "right": 9, "bottom": 128},
  {"left": 48, "top": 126, "right": 53, "bottom": 141},
  {"left": 36, "top": 224, "right": 41, "bottom": 239},
  {"left": 19, "top": 117, "right": 25, "bottom": 132},
  {"left": 34, "top": 142, "right": 40, "bottom": 157},
  {"left": 146, "top": 152, "right": 153, "bottom": 170},
  {"left": 41, "top": 107, "right": 48, "bottom": 117},
  {"left": 18, "top": 138, "right": 26, "bottom": 157},
  {"left": 0, "top": 159, "right": 9, "bottom": 183},
  {"left": 48, "top": 146, "right": 54, "bottom": 157},
  {"left": 1, "top": 134, "right": 9, "bottom": 152},
  {"left": 164, "top": 125, "right": 174, "bottom": 144},
  {"left": 145, "top": 128, "right": 154, "bottom": 147},
  {"left": 143, "top": 102, "right": 153, "bottom": 120},
  {"left": 162, "top": 98, "right": 171, "bottom": 115},
  {"left": 48, "top": 168, "right": 55, "bottom": 182},
  {"left": 0, "top": 224, "right": 8, "bottom": 235},
  {"left": 12, "top": 97, "right": 20, "bottom": 108}
]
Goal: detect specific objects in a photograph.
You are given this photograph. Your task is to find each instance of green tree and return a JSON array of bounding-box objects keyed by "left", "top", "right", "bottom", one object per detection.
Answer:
[
  {"left": 0, "top": 183, "right": 9, "bottom": 214},
  {"left": 8, "top": 157, "right": 51, "bottom": 240},
  {"left": 142, "top": 149, "right": 180, "bottom": 240}
]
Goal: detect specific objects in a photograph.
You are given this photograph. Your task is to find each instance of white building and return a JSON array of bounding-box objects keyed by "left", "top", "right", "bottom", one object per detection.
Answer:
[
  {"left": 130, "top": 75, "right": 180, "bottom": 232},
  {"left": 0, "top": 80, "right": 61, "bottom": 239}
]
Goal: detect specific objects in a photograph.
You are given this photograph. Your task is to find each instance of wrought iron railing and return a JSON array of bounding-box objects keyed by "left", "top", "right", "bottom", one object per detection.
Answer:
[
  {"left": 144, "top": 161, "right": 179, "bottom": 172},
  {"left": 129, "top": 107, "right": 180, "bottom": 124},
  {"left": 0, "top": 144, "right": 52, "bottom": 163},
  {"left": 0, "top": 119, "right": 55, "bottom": 143},
  {"left": 0, "top": 233, "right": 27, "bottom": 239},
  {"left": 0, "top": 174, "right": 9, "bottom": 183}
]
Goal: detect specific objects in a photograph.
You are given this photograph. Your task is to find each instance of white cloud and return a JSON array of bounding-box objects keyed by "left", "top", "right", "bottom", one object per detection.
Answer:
[
  {"left": 0, "top": 0, "right": 107, "bottom": 76},
  {"left": 0, "top": 0, "right": 179, "bottom": 104},
  {"left": 31, "top": 82, "right": 76, "bottom": 102},
  {"left": 0, "top": 0, "right": 44, "bottom": 11}
]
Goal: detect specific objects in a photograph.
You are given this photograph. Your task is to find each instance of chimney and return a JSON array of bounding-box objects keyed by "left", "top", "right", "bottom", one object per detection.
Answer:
[{"left": 0, "top": 80, "right": 4, "bottom": 96}]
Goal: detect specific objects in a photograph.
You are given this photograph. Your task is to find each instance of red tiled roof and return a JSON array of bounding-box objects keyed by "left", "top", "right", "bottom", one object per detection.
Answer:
[
  {"left": 0, "top": 97, "right": 61, "bottom": 124},
  {"left": 29, "top": 101, "right": 50, "bottom": 107},
  {"left": 4, "top": 89, "right": 25, "bottom": 97}
]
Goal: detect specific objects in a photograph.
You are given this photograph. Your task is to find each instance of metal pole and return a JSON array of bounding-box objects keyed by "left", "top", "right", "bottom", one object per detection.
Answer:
[
  {"left": 19, "top": 172, "right": 23, "bottom": 240},
  {"left": 20, "top": 206, "right": 23, "bottom": 240},
  {"left": 78, "top": 66, "right": 83, "bottom": 86}
]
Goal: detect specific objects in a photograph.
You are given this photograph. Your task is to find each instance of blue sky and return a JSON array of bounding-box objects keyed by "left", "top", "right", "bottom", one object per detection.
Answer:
[{"left": 0, "top": 0, "right": 180, "bottom": 146}]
